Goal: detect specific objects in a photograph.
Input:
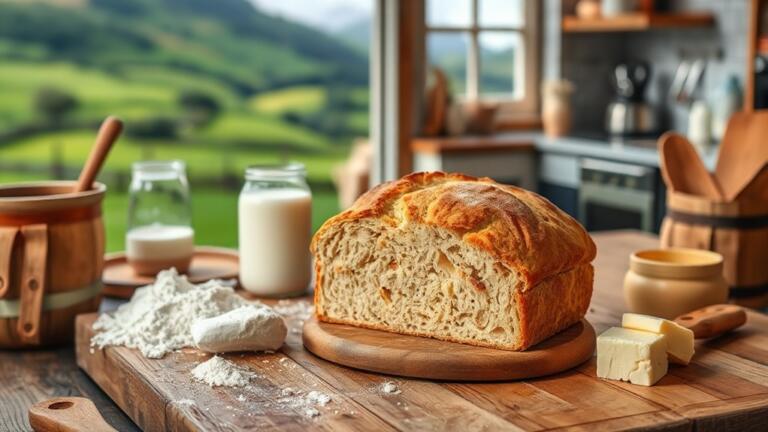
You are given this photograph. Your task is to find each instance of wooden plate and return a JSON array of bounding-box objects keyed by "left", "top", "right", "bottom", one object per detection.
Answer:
[
  {"left": 302, "top": 316, "right": 595, "bottom": 381},
  {"left": 102, "top": 246, "right": 239, "bottom": 299}
]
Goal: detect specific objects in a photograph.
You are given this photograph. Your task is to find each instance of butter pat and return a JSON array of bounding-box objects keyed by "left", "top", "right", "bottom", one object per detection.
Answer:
[
  {"left": 622, "top": 313, "right": 695, "bottom": 365},
  {"left": 597, "top": 327, "right": 668, "bottom": 386}
]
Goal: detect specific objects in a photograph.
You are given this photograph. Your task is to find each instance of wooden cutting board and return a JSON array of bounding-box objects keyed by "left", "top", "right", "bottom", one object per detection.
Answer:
[
  {"left": 302, "top": 317, "right": 595, "bottom": 381},
  {"left": 75, "top": 232, "right": 768, "bottom": 431}
]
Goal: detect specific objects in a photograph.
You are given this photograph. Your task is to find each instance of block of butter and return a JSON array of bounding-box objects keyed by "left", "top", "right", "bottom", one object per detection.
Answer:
[
  {"left": 597, "top": 327, "right": 668, "bottom": 386},
  {"left": 622, "top": 313, "right": 695, "bottom": 365}
]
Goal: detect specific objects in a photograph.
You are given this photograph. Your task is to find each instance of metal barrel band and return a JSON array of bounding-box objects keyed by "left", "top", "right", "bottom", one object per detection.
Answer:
[
  {"left": 729, "top": 283, "right": 768, "bottom": 299},
  {"left": 667, "top": 210, "right": 768, "bottom": 229},
  {"left": 0, "top": 281, "right": 102, "bottom": 318}
]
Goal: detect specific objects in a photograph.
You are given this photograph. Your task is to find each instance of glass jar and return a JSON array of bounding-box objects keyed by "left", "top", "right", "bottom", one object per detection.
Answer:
[
  {"left": 624, "top": 248, "right": 728, "bottom": 319},
  {"left": 239, "top": 163, "right": 312, "bottom": 297},
  {"left": 126, "top": 160, "right": 194, "bottom": 276}
]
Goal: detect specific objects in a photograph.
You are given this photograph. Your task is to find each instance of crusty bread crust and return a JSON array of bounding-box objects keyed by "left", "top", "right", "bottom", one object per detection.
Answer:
[
  {"left": 312, "top": 172, "right": 595, "bottom": 289},
  {"left": 312, "top": 172, "right": 596, "bottom": 351},
  {"left": 516, "top": 264, "right": 594, "bottom": 349}
]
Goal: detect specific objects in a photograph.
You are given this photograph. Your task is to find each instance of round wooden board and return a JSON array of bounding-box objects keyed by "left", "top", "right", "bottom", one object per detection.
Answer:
[
  {"left": 303, "top": 316, "right": 596, "bottom": 381},
  {"left": 102, "top": 246, "right": 239, "bottom": 299}
]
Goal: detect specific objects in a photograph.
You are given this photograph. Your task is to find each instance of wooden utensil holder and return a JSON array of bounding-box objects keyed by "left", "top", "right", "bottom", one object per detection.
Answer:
[
  {"left": 0, "top": 181, "right": 105, "bottom": 348},
  {"left": 661, "top": 191, "right": 768, "bottom": 308}
]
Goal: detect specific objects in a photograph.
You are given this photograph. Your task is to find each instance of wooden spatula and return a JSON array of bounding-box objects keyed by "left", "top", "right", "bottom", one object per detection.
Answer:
[
  {"left": 674, "top": 304, "right": 747, "bottom": 339},
  {"left": 658, "top": 132, "right": 723, "bottom": 199},
  {"left": 75, "top": 116, "right": 123, "bottom": 193},
  {"left": 715, "top": 111, "right": 768, "bottom": 201},
  {"left": 29, "top": 397, "right": 117, "bottom": 432}
]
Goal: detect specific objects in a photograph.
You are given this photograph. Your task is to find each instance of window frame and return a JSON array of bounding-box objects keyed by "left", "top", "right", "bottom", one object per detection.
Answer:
[{"left": 425, "top": 0, "right": 540, "bottom": 121}]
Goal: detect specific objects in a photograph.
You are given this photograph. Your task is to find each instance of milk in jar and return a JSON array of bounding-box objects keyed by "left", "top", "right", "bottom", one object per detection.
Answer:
[{"left": 238, "top": 164, "right": 311, "bottom": 296}]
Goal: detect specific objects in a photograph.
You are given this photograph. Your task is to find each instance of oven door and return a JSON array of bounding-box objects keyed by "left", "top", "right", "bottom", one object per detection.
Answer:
[{"left": 578, "top": 158, "right": 657, "bottom": 232}]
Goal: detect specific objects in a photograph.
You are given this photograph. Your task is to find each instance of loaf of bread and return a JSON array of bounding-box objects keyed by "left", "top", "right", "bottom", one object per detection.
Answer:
[{"left": 311, "top": 172, "right": 596, "bottom": 351}]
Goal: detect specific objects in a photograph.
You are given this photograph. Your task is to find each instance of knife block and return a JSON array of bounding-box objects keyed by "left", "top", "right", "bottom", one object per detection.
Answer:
[{"left": 661, "top": 186, "right": 768, "bottom": 308}]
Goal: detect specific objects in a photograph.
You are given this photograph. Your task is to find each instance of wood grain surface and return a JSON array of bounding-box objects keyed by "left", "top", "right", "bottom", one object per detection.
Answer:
[
  {"left": 302, "top": 317, "right": 595, "bottom": 381},
  {"left": 4, "top": 231, "right": 768, "bottom": 431}
]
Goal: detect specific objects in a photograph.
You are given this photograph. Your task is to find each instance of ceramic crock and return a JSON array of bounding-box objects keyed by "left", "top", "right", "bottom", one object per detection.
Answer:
[{"left": 624, "top": 248, "right": 728, "bottom": 319}]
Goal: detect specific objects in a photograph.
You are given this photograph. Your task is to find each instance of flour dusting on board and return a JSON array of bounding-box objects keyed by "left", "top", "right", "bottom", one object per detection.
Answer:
[{"left": 192, "top": 356, "right": 256, "bottom": 387}]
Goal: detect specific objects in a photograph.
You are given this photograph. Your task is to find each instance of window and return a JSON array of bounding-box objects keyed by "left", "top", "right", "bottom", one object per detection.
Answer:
[
  {"left": 425, "top": 0, "right": 540, "bottom": 119},
  {"left": 0, "top": 0, "right": 372, "bottom": 251}
]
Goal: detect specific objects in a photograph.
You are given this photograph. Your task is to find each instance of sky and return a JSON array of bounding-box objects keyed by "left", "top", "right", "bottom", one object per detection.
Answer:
[{"left": 249, "top": 0, "right": 372, "bottom": 33}]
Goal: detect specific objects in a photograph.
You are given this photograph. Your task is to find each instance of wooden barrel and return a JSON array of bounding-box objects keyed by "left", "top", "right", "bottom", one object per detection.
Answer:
[
  {"left": 0, "top": 181, "right": 105, "bottom": 348},
  {"left": 661, "top": 190, "right": 768, "bottom": 308}
]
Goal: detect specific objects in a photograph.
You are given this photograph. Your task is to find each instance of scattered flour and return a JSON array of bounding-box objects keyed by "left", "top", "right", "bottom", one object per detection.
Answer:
[
  {"left": 306, "top": 391, "right": 332, "bottom": 407},
  {"left": 191, "top": 356, "right": 256, "bottom": 387},
  {"left": 237, "top": 394, "right": 247, "bottom": 402},
  {"left": 380, "top": 381, "right": 401, "bottom": 395},
  {"left": 305, "top": 408, "right": 320, "bottom": 418},
  {"left": 91, "top": 269, "right": 249, "bottom": 358},
  {"left": 176, "top": 399, "right": 195, "bottom": 406},
  {"left": 273, "top": 300, "right": 314, "bottom": 320}
]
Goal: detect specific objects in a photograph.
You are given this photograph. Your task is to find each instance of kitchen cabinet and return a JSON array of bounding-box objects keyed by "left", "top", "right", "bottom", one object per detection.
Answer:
[
  {"left": 538, "top": 152, "right": 580, "bottom": 217},
  {"left": 411, "top": 136, "right": 537, "bottom": 191}
]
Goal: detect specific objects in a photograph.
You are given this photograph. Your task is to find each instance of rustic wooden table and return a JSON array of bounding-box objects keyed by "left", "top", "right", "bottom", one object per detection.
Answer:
[{"left": 2, "top": 231, "right": 768, "bottom": 431}]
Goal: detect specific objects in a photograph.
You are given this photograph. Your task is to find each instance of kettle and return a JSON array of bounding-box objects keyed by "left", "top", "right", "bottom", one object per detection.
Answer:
[{"left": 606, "top": 62, "right": 659, "bottom": 136}]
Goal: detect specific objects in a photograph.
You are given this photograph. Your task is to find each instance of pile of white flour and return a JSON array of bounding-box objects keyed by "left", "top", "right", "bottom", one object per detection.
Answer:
[
  {"left": 191, "top": 356, "right": 256, "bottom": 387},
  {"left": 91, "top": 269, "right": 249, "bottom": 358}
]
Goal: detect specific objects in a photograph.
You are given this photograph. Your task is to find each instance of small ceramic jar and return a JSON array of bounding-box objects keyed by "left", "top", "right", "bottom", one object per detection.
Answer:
[{"left": 624, "top": 248, "right": 728, "bottom": 319}]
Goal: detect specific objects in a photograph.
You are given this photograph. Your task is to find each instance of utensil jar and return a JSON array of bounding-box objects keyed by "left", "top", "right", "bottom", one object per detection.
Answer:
[
  {"left": 0, "top": 181, "right": 105, "bottom": 348},
  {"left": 238, "top": 163, "right": 312, "bottom": 297},
  {"left": 624, "top": 248, "right": 728, "bottom": 319}
]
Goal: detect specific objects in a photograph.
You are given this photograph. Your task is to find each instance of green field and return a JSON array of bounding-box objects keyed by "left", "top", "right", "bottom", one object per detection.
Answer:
[{"left": 0, "top": 0, "right": 369, "bottom": 254}]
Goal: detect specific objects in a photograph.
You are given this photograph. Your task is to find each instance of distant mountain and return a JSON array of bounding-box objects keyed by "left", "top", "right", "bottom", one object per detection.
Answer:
[
  {"left": 334, "top": 17, "right": 370, "bottom": 53},
  {"left": 0, "top": 0, "right": 368, "bottom": 95}
]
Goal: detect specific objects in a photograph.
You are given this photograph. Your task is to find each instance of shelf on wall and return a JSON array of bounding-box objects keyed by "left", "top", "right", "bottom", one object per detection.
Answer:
[{"left": 562, "top": 13, "right": 715, "bottom": 33}]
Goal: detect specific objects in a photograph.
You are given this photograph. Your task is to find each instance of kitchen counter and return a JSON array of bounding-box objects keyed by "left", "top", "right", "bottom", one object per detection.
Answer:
[
  {"left": 3, "top": 231, "right": 768, "bottom": 431},
  {"left": 412, "top": 131, "right": 720, "bottom": 170}
]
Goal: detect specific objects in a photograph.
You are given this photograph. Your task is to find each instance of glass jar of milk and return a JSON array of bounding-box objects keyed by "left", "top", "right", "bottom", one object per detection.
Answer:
[
  {"left": 239, "top": 163, "right": 312, "bottom": 297},
  {"left": 126, "top": 160, "right": 195, "bottom": 276}
]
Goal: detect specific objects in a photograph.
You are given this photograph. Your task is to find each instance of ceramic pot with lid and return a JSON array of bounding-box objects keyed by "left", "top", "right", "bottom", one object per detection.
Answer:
[{"left": 624, "top": 248, "right": 728, "bottom": 319}]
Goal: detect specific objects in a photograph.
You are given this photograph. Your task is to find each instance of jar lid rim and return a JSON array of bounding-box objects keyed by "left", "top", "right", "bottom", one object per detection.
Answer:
[
  {"left": 245, "top": 162, "right": 306, "bottom": 178},
  {"left": 132, "top": 160, "right": 186, "bottom": 172}
]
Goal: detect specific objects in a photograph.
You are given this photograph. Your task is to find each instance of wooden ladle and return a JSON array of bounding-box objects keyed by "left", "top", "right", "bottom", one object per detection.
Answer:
[
  {"left": 28, "top": 397, "right": 117, "bottom": 432},
  {"left": 658, "top": 132, "right": 723, "bottom": 200},
  {"left": 75, "top": 116, "right": 123, "bottom": 193}
]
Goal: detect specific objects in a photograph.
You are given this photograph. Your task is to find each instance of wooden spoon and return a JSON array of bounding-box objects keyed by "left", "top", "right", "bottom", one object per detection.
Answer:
[
  {"left": 715, "top": 111, "right": 768, "bottom": 201},
  {"left": 735, "top": 163, "right": 768, "bottom": 201},
  {"left": 675, "top": 304, "right": 747, "bottom": 339},
  {"left": 75, "top": 116, "right": 123, "bottom": 193},
  {"left": 658, "top": 131, "right": 723, "bottom": 199},
  {"left": 28, "top": 397, "right": 117, "bottom": 432}
]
